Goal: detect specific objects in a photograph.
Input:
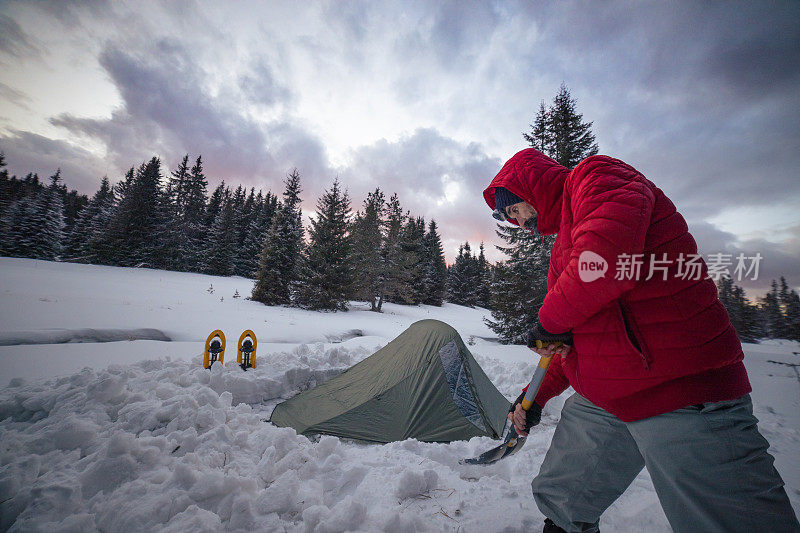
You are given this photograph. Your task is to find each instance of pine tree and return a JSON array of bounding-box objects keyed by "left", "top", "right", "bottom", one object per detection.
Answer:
[
  {"left": 350, "top": 188, "right": 387, "bottom": 311},
  {"left": 737, "top": 284, "right": 766, "bottom": 342},
  {"left": 0, "top": 166, "right": 40, "bottom": 257},
  {"left": 0, "top": 164, "right": 87, "bottom": 261},
  {"left": 64, "top": 176, "right": 114, "bottom": 262},
  {"left": 168, "top": 154, "right": 191, "bottom": 214},
  {"left": 756, "top": 277, "right": 800, "bottom": 341},
  {"left": 522, "top": 101, "right": 552, "bottom": 154},
  {"left": 777, "top": 277, "right": 796, "bottom": 340},
  {"left": 296, "top": 179, "right": 353, "bottom": 310},
  {"left": 744, "top": 285, "right": 766, "bottom": 340},
  {"left": 548, "top": 83, "right": 599, "bottom": 167},
  {"left": 421, "top": 220, "right": 447, "bottom": 306},
  {"left": 381, "top": 193, "right": 408, "bottom": 304},
  {"left": 6, "top": 173, "right": 43, "bottom": 205},
  {"left": 783, "top": 288, "right": 800, "bottom": 341},
  {"left": 447, "top": 244, "right": 468, "bottom": 306},
  {"left": 252, "top": 169, "right": 304, "bottom": 305},
  {"left": 239, "top": 187, "right": 256, "bottom": 244},
  {"left": 759, "top": 280, "right": 785, "bottom": 340},
  {"left": 447, "top": 242, "right": 482, "bottom": 307},
  {"left": 205, "top": 182, "right": 226, "bottom": 228},
  {"left": 476, "top": 242, "right": 492, "bottom": 308},
  {"left": 186, "top": 157, "right": 209, "bottom": 224},
  {"left": 95, "top": 168, "right": 135, "bottom": 265},
  {"left": 524, "top": 84, "right": 598, "bottom": 168},
  {"left": 241, "top": 191, "right": 277, "bottom": 278},
  {"left": 106, "top": 158, "right": 165, "bottom": 267},
  {"left": 717, "top": 276, "right": 762, "bottom": 343},
  {"left": 158, "top": 156, "right": 191, "bottom": 272},
  {"left": 84, "top": 191, "right": 117, "bottom": 265},
  {"left": 0, "top": 152, "right": 10, "bottom": 212},
  {"left": 0, "top": 197, "right": 37, "bottom": 257},
  {"left": 180, "top": 156, "right": 209, "bottom": 271},
  {"left": 203, "top": 187, "right": 235, "bottom": 276},
  {"left": 229, "top": 185, "right": 251, "bottom": 276},
  {"left": 399, "top": 216, "right": 426, "bottom": 304},
  {"left": 231, "top": 186, "right": 258, "bottom": 275},
  {"left": 485, "top": 226, "right": 555, "bottom": 343},
  {"left": 28, "top": 169, "right": 65, "bottom": 260},
  {"left": 61, "top": 189, "right": 88, "bottom": 235}
]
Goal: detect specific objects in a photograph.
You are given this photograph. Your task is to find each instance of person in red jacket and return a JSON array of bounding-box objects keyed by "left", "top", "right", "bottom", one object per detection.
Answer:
[{"left": 484, "top": 148, "right": 799, "bottom": 533}]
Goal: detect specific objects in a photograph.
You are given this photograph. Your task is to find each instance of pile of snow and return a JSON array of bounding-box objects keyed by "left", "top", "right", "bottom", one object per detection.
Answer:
[
  {"left": 0, "top": 345, "right": 670, "bottom": 531},
  {"left": 0, "top": 351, "right": 586, "bottom": 532},
  {"left": 0, "top": 328, "right": 171, "bottom": 346}
]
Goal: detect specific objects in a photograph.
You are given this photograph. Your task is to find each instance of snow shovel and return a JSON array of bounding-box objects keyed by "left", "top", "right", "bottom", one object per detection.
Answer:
[{"left": 460, "top": 346, "right": 556, "bottom": 465}]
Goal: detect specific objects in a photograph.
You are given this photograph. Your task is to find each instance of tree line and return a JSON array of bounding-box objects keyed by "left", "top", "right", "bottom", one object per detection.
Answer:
[
  {"left": 250, "top": 170, "right": 451, "bottom": 311},
  {"left": 719, "top": 276, "right": 800, "bottom": 342},
  {"left": 0, "top": 151, "right": 456, "bottom": 312}
]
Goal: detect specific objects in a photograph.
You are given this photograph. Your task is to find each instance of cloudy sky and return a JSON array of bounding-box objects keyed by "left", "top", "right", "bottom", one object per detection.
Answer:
[{"left": 1, "top": 1, "right": 798, "bottom": 296}]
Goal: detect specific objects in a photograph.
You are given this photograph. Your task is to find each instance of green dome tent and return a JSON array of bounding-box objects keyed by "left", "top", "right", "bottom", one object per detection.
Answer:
[{"left": 270, "top": 319, "right": 510, "bottom": 443}]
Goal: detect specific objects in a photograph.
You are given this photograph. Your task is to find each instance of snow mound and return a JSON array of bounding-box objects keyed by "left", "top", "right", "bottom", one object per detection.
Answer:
[
  {"left": 0, "top": 343, "right": 613, "bottom": 532},
  {"left": 0, "top": 328, "right": 171, "bottom": 346}
]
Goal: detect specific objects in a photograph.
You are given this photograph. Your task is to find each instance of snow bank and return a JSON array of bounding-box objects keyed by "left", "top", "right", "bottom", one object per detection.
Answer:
[
  {"left": 0, "top": 328, "right": 171, "bottom": 346},
  {"left": 0, "top": 342, "right": 674, "bottom": 532},
  {"left": 0, "top": 347, "right": 358, "bottom": 531}
]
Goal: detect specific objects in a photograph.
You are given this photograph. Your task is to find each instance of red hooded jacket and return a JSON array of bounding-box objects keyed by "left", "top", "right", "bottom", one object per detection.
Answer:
[{"left": 484, "top": 148, "right": 751, "bottom": 422}]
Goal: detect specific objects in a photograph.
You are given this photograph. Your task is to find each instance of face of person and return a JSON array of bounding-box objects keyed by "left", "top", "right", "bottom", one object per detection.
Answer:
[{"left": 505, "top": 201, "right": 538, "bottom": 231}]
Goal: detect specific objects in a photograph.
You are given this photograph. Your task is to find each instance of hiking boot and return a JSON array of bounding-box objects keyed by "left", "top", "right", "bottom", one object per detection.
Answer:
[{"left": 543, "top": 518, "right": 567, "bottom": 533}]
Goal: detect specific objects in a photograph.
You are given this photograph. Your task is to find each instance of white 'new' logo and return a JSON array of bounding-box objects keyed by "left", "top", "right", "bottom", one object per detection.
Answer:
[{"left": 578, "top": 251, "right": 607, "bottom": 282}]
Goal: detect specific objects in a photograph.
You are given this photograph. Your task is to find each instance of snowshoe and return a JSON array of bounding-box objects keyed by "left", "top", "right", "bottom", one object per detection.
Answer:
[
  {"left": 237, "top": 330, "right": 257, "bottom": 371},
  {"left": 204, "top": 330, "right": 226, "bottom": 369}
]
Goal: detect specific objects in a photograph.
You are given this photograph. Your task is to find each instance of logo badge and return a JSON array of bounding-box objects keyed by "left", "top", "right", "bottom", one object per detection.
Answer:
[{"left": 578, "top": 251, "right": 607, "bottom": 282}]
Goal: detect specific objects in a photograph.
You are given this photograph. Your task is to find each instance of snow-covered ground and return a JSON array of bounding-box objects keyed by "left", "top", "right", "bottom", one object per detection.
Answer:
[{"left": 0, "top": 257, "right": 798, "bottom": 531}]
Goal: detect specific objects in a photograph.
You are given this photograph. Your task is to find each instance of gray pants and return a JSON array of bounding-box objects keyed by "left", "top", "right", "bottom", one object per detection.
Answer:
[{"left": 531, "top": 393, "right": 800, "bottom": 532}]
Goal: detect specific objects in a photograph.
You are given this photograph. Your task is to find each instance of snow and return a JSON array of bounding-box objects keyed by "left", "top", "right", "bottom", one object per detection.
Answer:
[
  {"left": 1, "top": 257, "right": 798, "bottom": 531},
  {"left": 0, "top": 328, "right": 171, "bottom": 346}
]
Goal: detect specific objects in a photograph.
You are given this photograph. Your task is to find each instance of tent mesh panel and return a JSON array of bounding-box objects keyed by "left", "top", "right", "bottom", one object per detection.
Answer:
[{"left": 438, "top": 340, "right": 486, "bottom": 432}]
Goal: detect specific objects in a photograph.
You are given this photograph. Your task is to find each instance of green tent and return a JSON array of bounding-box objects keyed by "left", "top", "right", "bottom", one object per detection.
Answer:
[{"left": 270, "top": 319, "right": 510, "bottom": 443}]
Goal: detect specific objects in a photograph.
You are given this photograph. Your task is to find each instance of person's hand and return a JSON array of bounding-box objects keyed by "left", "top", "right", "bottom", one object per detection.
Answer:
[
  {"left": 530, "top": 342, "right": 572, "bottom": 358},
  {"left": 507, "top": 391, "right": 542, "bottom": 437},
  {"left": 527, "top": 320, "right": 572, "bottom": 357},
  {"left": 507, "top": 403, "right": 542, "bottom": 436}
]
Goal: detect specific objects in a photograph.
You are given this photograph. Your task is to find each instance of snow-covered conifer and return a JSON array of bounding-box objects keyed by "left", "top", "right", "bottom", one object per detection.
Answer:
[
  {"left": 203, "top": 188, "right": 235, "bottom": 276},
  {"left": 251, "top": 169, "right": 304, "bottom": 305},
  {"left": 296, "top": 178, "right": 353, "bottom": 310},
  {"left": 484, "top": 226, "right": 554, "bottom": 343},
  {"left": 350, "top": 188, "right": 386, "bottom": 311},
  {"left": 421, "top": 220, "right": 447, "bottom": 306}
]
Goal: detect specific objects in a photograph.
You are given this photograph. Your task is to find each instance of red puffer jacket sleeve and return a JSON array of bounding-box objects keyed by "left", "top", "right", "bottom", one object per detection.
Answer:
[{"left": 538, "top": 162, "right": 655, "bottom": 334}]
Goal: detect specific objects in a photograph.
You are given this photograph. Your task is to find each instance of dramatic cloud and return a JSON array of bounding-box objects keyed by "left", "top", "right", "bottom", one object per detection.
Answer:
[
  {"left": 522, "top": 2, "right": 800, "bottom": 220},
  {"left": 49, "top": 39, "right": 330, "bottom": 195},
  {"left": 0, "top": 82, "right": 31, "bottom": 110},
  {"left": 240, "top": 58, "right": 292, "bottom": 108},
  {"left": 338, "top": 128, "right": 502, "bottom": 257},
  {"left": 0, "top": 1, "right": 798, "bottom": 283},
  {"left": 0, "top": 129, "right": 111, "bottom": 192},
  {"left": 687, "top": 220, "right": 800, "bottom": 299},
  {"left": 0, "top": 13, "right": 40, "bottom": 59}
]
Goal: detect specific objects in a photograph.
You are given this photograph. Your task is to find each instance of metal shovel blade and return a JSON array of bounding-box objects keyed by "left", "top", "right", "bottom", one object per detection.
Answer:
[
  {"left": 459, "top": 426, "right": 527, "bottom": 465},
  {"left": 460, "top": 355, "right": 552, "bottom": 466}
]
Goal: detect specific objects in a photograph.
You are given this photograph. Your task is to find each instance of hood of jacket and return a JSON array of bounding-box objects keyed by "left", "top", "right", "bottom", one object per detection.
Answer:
[{"left": 483, "top": 148, "right": 570, "bottom": 235}]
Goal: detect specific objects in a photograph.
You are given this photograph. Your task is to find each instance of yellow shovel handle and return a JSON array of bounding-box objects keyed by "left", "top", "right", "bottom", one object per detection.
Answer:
[{"left": 520, "top": 354, "right": 554, "bottom": 410}]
